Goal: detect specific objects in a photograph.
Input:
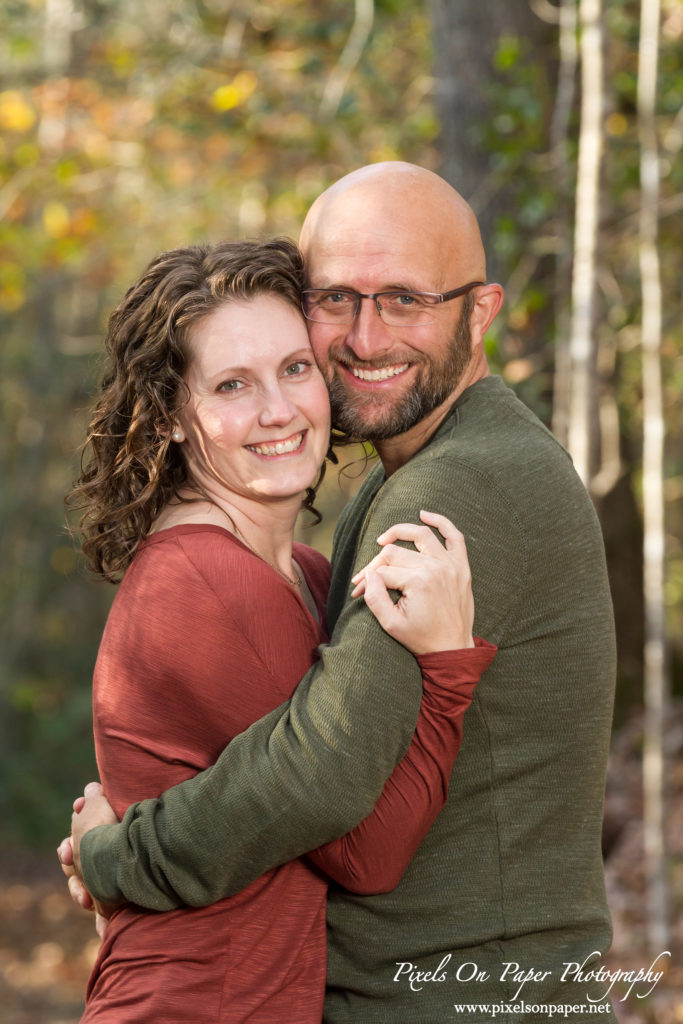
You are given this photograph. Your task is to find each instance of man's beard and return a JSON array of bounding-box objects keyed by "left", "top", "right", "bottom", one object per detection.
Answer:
[{"left": 327, "top": 294, "right": 473, "bottom": 442}]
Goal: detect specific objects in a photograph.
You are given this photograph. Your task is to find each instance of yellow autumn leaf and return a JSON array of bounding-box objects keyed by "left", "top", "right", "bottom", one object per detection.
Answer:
[
  {"left": 0, "top": 90, "right": 37, "bottom": 133},
  {"left": 43, "top": 202, "right": 70, "bottom": 239},
  {"left": 606, "top": 112, "right": 629, "bottom": 137},
  {"left": 212, "top": 71, "right": 258, "bottom": 112}
]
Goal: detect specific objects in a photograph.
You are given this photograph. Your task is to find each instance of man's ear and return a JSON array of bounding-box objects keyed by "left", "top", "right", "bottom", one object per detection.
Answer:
[{"left": 470, "top": 284, "right": 504, "bottom": 341}]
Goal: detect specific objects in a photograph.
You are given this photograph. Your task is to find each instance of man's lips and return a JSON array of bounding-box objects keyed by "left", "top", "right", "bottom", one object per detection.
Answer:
[
  {"left": 245, "top": 431, "right": 305, "bottom": 457},
  {"left": 338, "top": 362, "right": 411, "bottom": 385}
]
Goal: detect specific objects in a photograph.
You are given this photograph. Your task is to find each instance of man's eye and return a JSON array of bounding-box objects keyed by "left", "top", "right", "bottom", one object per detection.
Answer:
[
  {"left": 319, "top": 291, "right": 354, "bottom": 306},
  {"left": 391, "top": 292, "right": 422, "bottom": 307}
]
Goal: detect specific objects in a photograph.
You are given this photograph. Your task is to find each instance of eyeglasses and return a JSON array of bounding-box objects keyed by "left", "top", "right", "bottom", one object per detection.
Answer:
[{"left": 301, "top": 281, "right": 484, "bottom": 327}]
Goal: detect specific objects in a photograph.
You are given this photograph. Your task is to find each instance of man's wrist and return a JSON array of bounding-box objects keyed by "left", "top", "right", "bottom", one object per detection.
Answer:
[{"left": 79, "top": 822, "right": 125, "bottom": 906}]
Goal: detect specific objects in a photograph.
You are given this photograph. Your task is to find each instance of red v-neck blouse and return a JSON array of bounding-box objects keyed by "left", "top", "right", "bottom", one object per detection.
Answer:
[{"left": 83, "top": 524, "right": 493, "bottom": 1022}]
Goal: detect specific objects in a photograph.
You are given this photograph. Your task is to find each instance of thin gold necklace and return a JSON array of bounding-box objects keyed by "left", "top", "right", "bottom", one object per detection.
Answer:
[{"left": 232, "top": 522, "right": 303, "bottom": 587}]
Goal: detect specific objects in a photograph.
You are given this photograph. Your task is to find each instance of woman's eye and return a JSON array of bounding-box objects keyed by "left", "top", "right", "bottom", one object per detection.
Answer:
[
  {"left": 284, "top": 360, "right": 310, "bottom": 376},
  {"left": 218, "top": 379, "right": 244, "bottom": 392}
]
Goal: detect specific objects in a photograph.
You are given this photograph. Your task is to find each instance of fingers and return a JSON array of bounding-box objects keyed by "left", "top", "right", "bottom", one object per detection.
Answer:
[
  {"left": 68, "top": 873, "right": 94, "bottom": 911},
  {"left": 361, "top": 570, "right": 399, "bottom": 630},
  {"left": 362, "top": 563, "right": 415, "bottom": 594},
  {"left": 73, "top": 781, "right": 101, "bottom": 812},
  {"left": 57, "top": 837, "right": 74, "bottom": 868},
  {"left": 352, "top": 512, "right": 467, "bottom": 588},
  {"left": 418, "top": 509, "right": 467, "bottom": 551},
  {"left": 352, "top": 544, "right": 429, "bottom": 588},
  {"left": 378, "top": 511, "right": 466, "bottom": 554},
  {"left": 376, "top": 522, "right": 450, "bottom": 557}
]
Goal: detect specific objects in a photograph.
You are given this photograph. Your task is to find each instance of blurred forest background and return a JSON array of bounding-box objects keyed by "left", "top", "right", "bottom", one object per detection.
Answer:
[{"left": 1, "top": 0, "right": 681, "bottom": 1021}]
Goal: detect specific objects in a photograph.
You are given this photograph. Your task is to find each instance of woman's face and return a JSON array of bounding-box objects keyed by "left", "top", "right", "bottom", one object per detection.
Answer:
[{"left": 176, "top": 294, "right": 331, "bottom": 506}]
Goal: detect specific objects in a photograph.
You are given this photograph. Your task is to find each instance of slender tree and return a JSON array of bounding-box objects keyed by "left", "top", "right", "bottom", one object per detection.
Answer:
[
  {"left": 567, "top": 0, "right": 603, "bottom": 485},
  {"left": 638, "top": 0, "right": 668, "bottom": 953},
  {"left": 550, "top": 0, "right": 578, "bottom": 448},
  {"left": 320, "top": 0, "right": 375, "bottom": 118}
]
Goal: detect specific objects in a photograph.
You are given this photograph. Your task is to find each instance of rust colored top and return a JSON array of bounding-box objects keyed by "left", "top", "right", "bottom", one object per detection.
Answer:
[{"left": 83, "top": 524, "right": 493, "bottom": 1023}]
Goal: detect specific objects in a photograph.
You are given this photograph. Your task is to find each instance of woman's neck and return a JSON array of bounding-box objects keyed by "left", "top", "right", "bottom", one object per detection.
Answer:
[{"left": 152, "top": 485, "right": 303, "bottom": 582}]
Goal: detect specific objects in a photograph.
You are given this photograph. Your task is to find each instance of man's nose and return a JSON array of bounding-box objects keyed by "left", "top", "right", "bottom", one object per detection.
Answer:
[{"left": 344, "top": 297, "right": 394, "bottom": 362}]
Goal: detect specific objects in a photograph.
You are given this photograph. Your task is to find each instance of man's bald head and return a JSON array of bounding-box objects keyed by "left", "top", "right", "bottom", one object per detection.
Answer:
[
  {"left": 298, "top": 162, "right": 504, "bottom": 462},
  {"left": 300, "top": 161, "right": 487, "bottom": 286}
]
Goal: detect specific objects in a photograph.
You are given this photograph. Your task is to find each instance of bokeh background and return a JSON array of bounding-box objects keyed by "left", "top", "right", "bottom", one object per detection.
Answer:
[{"left": 1, "top": 1, "right": 681, "bottom": 1021}]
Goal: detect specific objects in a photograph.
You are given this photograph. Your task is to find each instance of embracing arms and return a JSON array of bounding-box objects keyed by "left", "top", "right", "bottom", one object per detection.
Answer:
[{"left": 66, "top": 495, "right": 506, "bottom": 909}]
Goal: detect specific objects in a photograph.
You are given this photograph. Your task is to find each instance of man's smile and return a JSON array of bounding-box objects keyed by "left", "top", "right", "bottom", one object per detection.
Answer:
[
  {"left": 348, "top": 362, "right": 410, "bottom": 383},
  {"left": 333, "top": 359, "right": 414, "bottom": 388}
]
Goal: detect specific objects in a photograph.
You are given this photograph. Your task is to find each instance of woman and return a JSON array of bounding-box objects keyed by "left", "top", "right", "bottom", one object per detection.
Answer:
[{"left": 65, "top": 238, "right": 495, "bottom": 1022}]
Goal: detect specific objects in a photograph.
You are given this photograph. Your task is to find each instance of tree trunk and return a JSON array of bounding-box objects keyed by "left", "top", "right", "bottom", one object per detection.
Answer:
[
  {"left": 429, "top": 0, "right": 552, "bottom": 281},
  {"left": 320, "top": 0, "right": 375, "bottom": 118},
  {"left": 566, "top": 0, "right": 603, "bottom": 486},
  {"left": 550, "top": 0, "right": 578, "bottom": 449},
  {"left": 637, "top": 0, "right": 668, "bottom": 954}
]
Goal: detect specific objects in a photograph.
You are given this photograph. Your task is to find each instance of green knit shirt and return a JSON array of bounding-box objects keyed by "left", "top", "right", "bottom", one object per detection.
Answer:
[{"left": 82, "top": 376, "right": 617, "bottom": 1023}]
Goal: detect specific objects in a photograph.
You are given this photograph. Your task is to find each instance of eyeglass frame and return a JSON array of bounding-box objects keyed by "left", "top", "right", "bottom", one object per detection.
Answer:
[{"left": 300, "top": 280, "right": 485, "bottom": 325}]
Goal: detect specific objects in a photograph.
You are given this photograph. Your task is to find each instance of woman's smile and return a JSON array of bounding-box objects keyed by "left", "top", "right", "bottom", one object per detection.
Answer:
[{"left": 245, "top": 430, "right": 306, "bottom": 458}]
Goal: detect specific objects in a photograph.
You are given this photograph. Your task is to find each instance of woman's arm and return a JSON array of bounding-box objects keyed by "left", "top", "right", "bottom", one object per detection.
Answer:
[{"left": 306, "top": 639, "right": 495, "bottom": 894}]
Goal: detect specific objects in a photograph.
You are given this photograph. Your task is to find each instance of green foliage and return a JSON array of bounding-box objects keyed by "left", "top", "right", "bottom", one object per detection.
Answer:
[
  {"left": 1, "top": 0, "right": 681, "bottom": 849},
  {"left": 1, "top": 0, "right": 436, "bottom": 849}
]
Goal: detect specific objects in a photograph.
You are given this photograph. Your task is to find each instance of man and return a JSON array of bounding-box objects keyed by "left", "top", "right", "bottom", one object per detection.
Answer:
[{"left": 64, "top": 163, "right": 617, "bottom": 1022}]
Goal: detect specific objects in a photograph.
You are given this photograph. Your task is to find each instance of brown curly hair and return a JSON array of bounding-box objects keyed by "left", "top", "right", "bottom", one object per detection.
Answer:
[{"left": 68, "top": 237, "right": 332, "bottom": 583}]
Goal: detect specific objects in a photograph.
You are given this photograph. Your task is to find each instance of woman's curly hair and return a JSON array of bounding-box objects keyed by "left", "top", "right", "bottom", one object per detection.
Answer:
[{"left": 68, "top": 237, "right": 331, "bottom": 583}]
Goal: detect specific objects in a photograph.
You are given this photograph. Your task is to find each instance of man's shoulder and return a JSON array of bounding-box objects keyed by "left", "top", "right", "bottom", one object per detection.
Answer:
[{"left": 389, "top": 379, "right": 577, "bottom": 502}]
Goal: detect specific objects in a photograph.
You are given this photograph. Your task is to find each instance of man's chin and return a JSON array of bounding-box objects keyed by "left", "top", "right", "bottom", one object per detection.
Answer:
[{"left": 330, "top": 398, "right": 422, "bottom": 442}]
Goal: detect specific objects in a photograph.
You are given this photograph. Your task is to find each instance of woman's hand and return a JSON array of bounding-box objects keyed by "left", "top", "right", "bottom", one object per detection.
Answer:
[
  {"left": 57, "top": 782, "right": 120, "bottom": 934},
  {"left": 351, "top": 510, "right": 474, "bottom": 655}
]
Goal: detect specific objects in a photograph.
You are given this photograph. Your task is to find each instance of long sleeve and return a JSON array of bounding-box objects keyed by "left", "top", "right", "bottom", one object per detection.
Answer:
[
  {"left": 306, "top": 640, "right": 496, "bottom": 894},
  {"left": 81, "top": 432, "right": 524, "bottom": 912},
  {"left": 80, "top": 507, "right": 433, "bottom": 908}
]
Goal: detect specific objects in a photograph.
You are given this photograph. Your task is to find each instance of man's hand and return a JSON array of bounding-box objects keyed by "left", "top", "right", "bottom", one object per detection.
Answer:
[{"left": 57, "top": 781, "right": 120, "bottom": 936}]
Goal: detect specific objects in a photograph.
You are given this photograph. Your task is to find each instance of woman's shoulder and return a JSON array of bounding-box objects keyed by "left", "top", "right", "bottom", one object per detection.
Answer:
[{"left": 129, "top": 524, "right": 249, "bottom": 593}]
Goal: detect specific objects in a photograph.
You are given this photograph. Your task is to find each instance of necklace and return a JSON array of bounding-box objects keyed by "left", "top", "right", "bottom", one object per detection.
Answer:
[{"left": 232, "top": 522, "right": 303, "bottom": 587}]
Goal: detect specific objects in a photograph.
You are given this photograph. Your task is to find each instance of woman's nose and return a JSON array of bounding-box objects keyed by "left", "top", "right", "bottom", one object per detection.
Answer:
[{"left": 258, "top": 385, "right": 297, "bottom": 426}]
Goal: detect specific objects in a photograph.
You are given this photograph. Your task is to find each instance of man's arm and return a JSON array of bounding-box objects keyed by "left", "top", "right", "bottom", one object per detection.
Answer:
[
  {"left": 80, "top": 501, "right": 424, "bottom": 909},
  {"left": 80, "top": 460, "right": 521, "bottom": 910},
  {"left": 305, "top": 640, "right": 496, "bottom": 894}
]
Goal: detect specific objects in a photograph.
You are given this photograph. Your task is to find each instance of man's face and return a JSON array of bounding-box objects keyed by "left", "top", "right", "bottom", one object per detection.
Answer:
[
  {"left": 304, "top": 231, "right": 475, "bottom": 440},
  {"left": 311, "top": 295, "right": 473, "bottom": 441},
  {"left": 300, "top": 167, "right": 499, "bottom": 447}
]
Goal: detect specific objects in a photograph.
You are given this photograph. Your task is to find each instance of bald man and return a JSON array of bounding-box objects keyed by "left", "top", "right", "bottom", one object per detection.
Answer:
[{"left": 67, "top": 164, "right": 617, "bottom": 1021}]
